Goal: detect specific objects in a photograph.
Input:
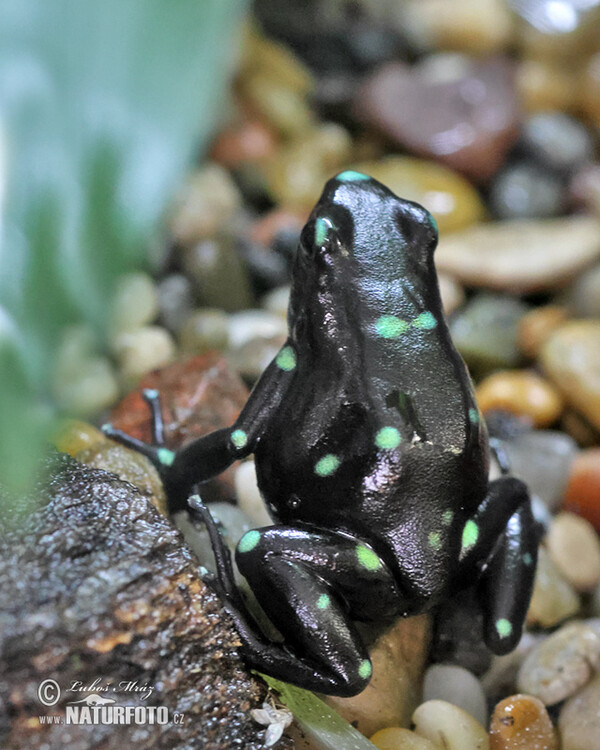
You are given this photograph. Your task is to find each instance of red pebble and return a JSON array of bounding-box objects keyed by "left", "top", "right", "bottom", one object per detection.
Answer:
[
  {"left": 563, "top": 448, "right": 600, "bottom": 533},
  {"left": 109, "top": 353, "right": 249, "bottom": 502},
  {"left": 210, "top": 118, "right": 277, "bottom": 168}
]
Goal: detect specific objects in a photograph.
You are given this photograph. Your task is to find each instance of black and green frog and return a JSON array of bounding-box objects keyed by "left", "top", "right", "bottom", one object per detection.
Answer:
[{"left": 104, "top": 171, "right": 538, "bottom": 697}]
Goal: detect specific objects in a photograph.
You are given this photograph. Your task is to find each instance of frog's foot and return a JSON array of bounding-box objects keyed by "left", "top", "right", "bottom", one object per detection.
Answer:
[{"left": 458, "top": 476, "right": 538, "bottom": 654}]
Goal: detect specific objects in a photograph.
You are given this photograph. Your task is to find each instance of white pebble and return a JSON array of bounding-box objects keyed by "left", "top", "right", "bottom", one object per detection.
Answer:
[
  {"left": 109, "top": 272, "right": 159, "bottom": 333},
  {"left": 413, "top": 699, "right": 489, "bottom": 750},
  {"left": 423, "top": 664, "right": 487, "bottom": 726},
  {"left": 235, "top": 460, "right": 272, "bottom": 527},
  {"left": 112, "top": 326, "right": 176, "bottom": 386}
]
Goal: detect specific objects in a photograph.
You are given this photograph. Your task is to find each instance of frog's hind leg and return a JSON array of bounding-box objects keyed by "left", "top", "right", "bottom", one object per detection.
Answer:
[{"left": 458, "top": 477, "right": 538, "bottom": 655}]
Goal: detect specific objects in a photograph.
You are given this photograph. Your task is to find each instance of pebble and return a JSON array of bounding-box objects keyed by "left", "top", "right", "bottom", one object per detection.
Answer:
[
  {"left": 237, "top": 238, "right": 290, "bottom": 293},
  {"left": 326, "top": 616, "right": 431, "bottom": 738},
  {"left": 111, "top": 326, "right": 176, "bottom": 387},
  {"left": 170, "top": 164, "right": 242, "bottom": 246},
  {"left": 370, "top": 727, "right": 438, "bottom": 750},
  {"left": 546, "top": 512, "right": 600, "bottom": 592},
  {"left": 228, "top": 335, "right": 287, "bottom": 382},
  {"left": 178, "top": 308, "right": 230, "bottom": 355},
  {"left": 489, "top": 162, "right": 565, "bottom": 220},
  {"left": 449, "top": 294, "right": 528, "bottom": 376},
  {"left": 569, "top": 163, "right": 600, "bottom": 218},
  {"left": 517, "top": 622, "right": 600, "bottom": 705},
  {"left": 438, "top": 275, "right": 465, "bottom": 316},
  {"left": 564, "top": 448, "right": 600, "bottom": 533},
  {"left": 52, "top": 420, "right": 109, "bottom": 457},
  {"left": 520, "top": 112, "right": 595, "bottom": 175},
  {"left": 482, "top": 633, "right": 542, "bottom": 703},
  {"left": 157, "top": 274, "right": 194, "bottom": 333},
  {"left": 227, "top": 310, "right": 287, "bottom": 350},
  {"left": 210, "top": 117, "right": 277, "bottom": 169},
  {"left": 476, "top": 371, "right": 563, "bottom": 429},
  {"left": 435, "top": 216, "right": 600, "bottom": 294},
  {"left": 489, "top": 694, "right": 557, "bottom": 750},
  {"left": 422, "top": 664, "right": 487, "bottom": 726},
  {"left": 559, "top": 671, "right": 600, "bottom": 750},
  {"left": 399, "top": 0, "right": 514, "bottom": 56},
  {"left": 76, "top": 442, "right": 167, "bottom": 516},
  {"left": 109, "top": 353, "right": 248, "bottom": 502},
  {"left": 526, "top": 547, "right": 580, "bottom": 629},
  {"left": 516, "top": 58, "right": 577, "bottom": 114},
  {"left": 518, "top": 306, "right": 569, "bottom": 360},
  {"left": 561, "top": 263, "right": 600, "bottom": 319},
  {"left": 183, "top": 234, "right": 254, "bottom": 312},
  {"left": 261, "top": 285, "right": 290, "bottom": 319},
  {"left": 412, "top": 700, "right": 489, "bottom": 750},
  {"left": 352, "top": 156, "right": 485, "bottom": 234},
  {"left": 580, "top": 52, "right": 600, "bottom": 126},
  {"left": 356, "top": 56, "right": 520, "bottom": 181},
  {"left": 234, "top": 460, "right": 272, "bottom": 527},
  {"left": 109, "top": 272, "right": 159, "bottom": 334},
  {"left": 540, "top": 321, "right": 600, "bottom": 431},
  {"left": 250, "top": 208, "right": 305, "bottom": 251}
]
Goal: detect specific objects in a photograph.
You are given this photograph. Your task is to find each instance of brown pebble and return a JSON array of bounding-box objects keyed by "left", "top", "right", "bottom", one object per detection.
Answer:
[
  {"left": 518, "top": 306, "right": 569, "bottom": 360},
  {"left": 546, "top": 512, "right": 600, "bottom": 592},
  {"left": 489, "top": 694, "right": 557, "bottom": 750},
  {"left": 210, "top": 118, "right": 277, "bottom": 168},
  {"left": 564, "top": 448, "right": 600, "bottom": 534},
  {"left": 52, "top": 420, "right": 109, "bottom": 457},
  {"left": 476, "top": 370, "right": 563, "bottom": 428},
  {"left": 559, "top": 671, "right": 600, "bottom": 750}
]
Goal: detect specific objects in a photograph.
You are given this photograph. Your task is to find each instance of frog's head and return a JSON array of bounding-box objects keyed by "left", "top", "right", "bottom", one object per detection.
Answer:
[{"left": 289, "top": 171, "right": 440, "bottom": 346}]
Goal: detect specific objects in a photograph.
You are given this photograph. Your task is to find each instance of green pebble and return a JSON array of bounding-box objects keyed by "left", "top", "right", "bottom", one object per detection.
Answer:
[
  {"left": 157, "top": 447, "right": 175, "bottom": 467},
  {"left": 238, "top": 529, "right": 261, "bottom": 553},
  {"left": 317, "top": 593, "right": 331, "bottom": 610},
  {"left": 276, "top": 346, "right": 297, "bottom": 372},
  {"left": 230, "top": 429, "right": 248, "bottom": 449},
  {"left": 336, "top": 170, "right": 370, "bottom": 183},
  {"left": 315, "top": 454, "right": 340, "bottom": 477},
  {"left": 375, "top": 316, "right": 409, "bottom": 339},
  {"left": 358, "top": 659, "right": 372, "bottom": 679},
  {"left": 428, "top": 531, "right": 442, "bottom": 551},
  {"left": 356, "top": 544, "right": 382, "bottom": 572},
  {"left": 496, "top": 618, "right": 513, "bottom": 639},
  {"left": 412, "top": 311, "right": 437, "bottom": 330},
  {"left": 461, "top": 519, "right": 479, "bottom": 553},
  {"left": 375, "top": 426, "right": 402, "bottom": 450}
]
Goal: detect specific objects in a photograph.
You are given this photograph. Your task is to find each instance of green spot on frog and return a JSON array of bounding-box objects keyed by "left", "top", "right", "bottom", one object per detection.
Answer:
[
  {"left": 412, "top": 311, "right": 437, "bottom": 330},
  {"left": 317, "top": 593, "right": 331, "bottom": 610},
  {"left": 358, "top": 659, "right": 372, "bottom": 679},
  {"left": 442, "top": 510, "right": 454, "bottom": 526},
  {"left": 157, "top": 448, "right": 175, "bottom": 467},
  {"left": 428, "top": 531, "right": 442, "bottom": 551},
  {"left": 375, "top": 316, "right": 409, "bottom": 339},
  {"left": 336, "top": 170, "right": 370, "bottom": 183},
  {"left": 276, "top": 346, "right": 297, "bottom": 372},
  {"left": 495, "top": 618, "right": 513, "bottom": 639},
  {"left": 238, "top": 530, "right": 261, "bottom": 554},
  {"left": 375, "top": 426, "right": 402, "bottom": 450},
  {"left": 461, "top": 519, "right": 479, "bottom": 553},
  {"left": 523, "top": 552, "right": 533, "bottom": 566},
  {"left": 315, "top": 454, "right": 340, "bottom": 477},
  {"left": 231, "top": 429, "right": 248, "bottom": 449},
  {"left": 469, "top": 408, "right": 480, "bottom": 424},
  {"left": 356, "top": 544, "right": 382, "bottom": 572},
  {"left": 315, "top": 216, "right": 334, "bottom": 246}
]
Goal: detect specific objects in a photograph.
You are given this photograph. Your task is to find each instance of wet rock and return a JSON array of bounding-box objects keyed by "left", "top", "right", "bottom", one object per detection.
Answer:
[
  {"left": 517, "top": 305, "right": 569, "bottom": 360},
  {"left": 111, "top": 325, "right": 176, "bottom": 388},
  {"left": 170, "top": 164, "right": 242, "bottom": 246},
  {"left": 0, "top": 454, "right": 269, "bottom": 749},
  {"left": 489, "top": 694, "right": 557, "bottom": 750},
  {"left": 412, "top": 699, "right": 489, "bottom": 750},
  {"left": 489, "top": 162, "right": 566, "bottom": 220},
  {"left": 559, "top": 671, "right": 600, "bottom": 750},
  {"left": 540, "top": 321, "right": 600, "bottom": 431},
  {"left": 526, "top": 547, "right": 580, "bottom": 628},
  {"left": 422, "top": 664, "right": 487, "bottom": 725},
  {"left": 356, "top": 56, "right": 520, "bottom": 181},
  {"left": 109, "top": 353, "right": 249, "bottom": 506},
  {"left": 521, "top": 112, "right": 595, "bottom": 175},
  {"left": 449, "top": 294, "right": 528, "bottom": 376},
  {"left": 546, "top": 512, "right": 600, "bottom": 592},
  {"left": 325, "top": 616, "right": 431, "bottom": 737},
  {"left": 109, "top": 272, "right": 159, "bottom": 334},
  {"left": 435, "top": 216, "right": 600, "bottom": 294},
  {"left": 503, "top": 430, "right": 579, "bottom": 512},
  {"left": 183, "top": 234, "right": 254, "bottom": 312},
  {"left": 157, "top": 274, "right": 194, "bottom": 333},
  {"left": 476, "top": 371, "right": 563, "bottom": 429},
  {"left": 400, "top": 0, "right": 514, "bottom": 55},
  {"left": 517, "top": 621, "right": 600, "bottom": 705},
  {"left": 178, "top": 308, "right": 230, "bottom": 355},
  {"left": 564, "top": 448, "right": 600, "bottom": 534}
]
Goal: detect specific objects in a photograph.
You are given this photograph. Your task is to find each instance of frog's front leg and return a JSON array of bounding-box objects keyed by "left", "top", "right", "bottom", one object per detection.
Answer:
[
  {"left": 197, "top": 511, "right": 403, "bottom": 696},
  {"left": 458, "top": 477, "right": 538, "bottom": 654}
]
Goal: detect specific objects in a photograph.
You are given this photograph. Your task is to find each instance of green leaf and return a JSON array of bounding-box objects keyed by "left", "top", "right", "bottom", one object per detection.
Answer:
[
  {"left": 260, "top": 675, "right": 378, "bottom": 750},
  {"left": 0, "top": 0, "right": 246, "bottom": 495}
]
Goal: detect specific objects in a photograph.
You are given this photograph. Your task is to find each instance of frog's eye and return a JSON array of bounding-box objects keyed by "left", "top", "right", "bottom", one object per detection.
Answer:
[
  {"left": 394, "top": 203, "right": 438, "bottom": 257},
  {"left": 314, "top": 216, "right": 335, "bottom": 249},
  {"left": 299, "top": 216, "right": 337, "bottom": 259}
]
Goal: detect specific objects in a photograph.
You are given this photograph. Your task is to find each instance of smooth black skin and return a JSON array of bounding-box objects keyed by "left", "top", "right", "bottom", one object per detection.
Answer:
[{"left": 105, "top": 173, "right": 538, "bottom": 697}]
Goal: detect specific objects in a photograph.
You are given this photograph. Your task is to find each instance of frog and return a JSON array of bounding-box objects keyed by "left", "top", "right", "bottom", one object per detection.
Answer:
[{"left": 103, "top": 171, "right": 538, "bottom": 697}]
